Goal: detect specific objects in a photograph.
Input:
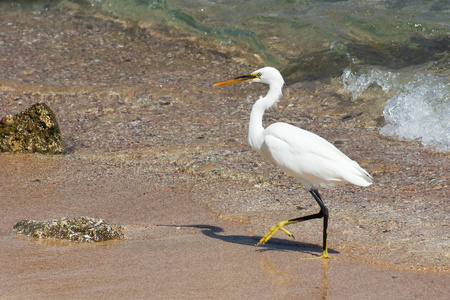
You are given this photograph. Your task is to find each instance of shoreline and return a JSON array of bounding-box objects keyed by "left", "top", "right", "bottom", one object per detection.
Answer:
[{"left": 0, "top": 2, "right": 448, "bottom": 298}]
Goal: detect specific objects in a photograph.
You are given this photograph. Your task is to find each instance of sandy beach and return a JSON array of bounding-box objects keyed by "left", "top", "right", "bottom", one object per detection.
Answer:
[{"left": 1, "top": 2, "right": 449, "bottom": 298}]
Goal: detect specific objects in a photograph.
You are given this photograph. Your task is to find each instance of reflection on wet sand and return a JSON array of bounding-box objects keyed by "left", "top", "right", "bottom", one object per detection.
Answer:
[
  {"left": 320, "top": 259, "right": 330, "bottom": 300},
  {"left": 259, "top": 257, "right": 292, "bottom": 298},
  {"left": 258, "top": 256, "right": 330, "bottom": 299}
]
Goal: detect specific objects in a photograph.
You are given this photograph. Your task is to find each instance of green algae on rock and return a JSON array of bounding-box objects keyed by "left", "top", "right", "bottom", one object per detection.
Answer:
[
  {"left": 12, "top": 217, "right": 126, "bottom": 242},
  {"left": 0, "top": 102, "right": 65, "bottom": 153}
]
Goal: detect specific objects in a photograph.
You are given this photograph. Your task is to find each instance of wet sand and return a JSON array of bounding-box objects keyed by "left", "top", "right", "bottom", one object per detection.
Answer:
[{"left": 1, "top": 2, "right": 449, "bottom": 298}]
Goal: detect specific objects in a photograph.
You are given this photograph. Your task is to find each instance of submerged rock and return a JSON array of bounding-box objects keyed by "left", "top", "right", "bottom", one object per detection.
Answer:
[
  {"left": 281, "top": 49, "right": 350, "bottom": 84},
  {"left": 0, "top": 102, "right": 65, "bottom": 153},
  {"left": 12, "top": 217, "right": 126, "bottom": 242}
]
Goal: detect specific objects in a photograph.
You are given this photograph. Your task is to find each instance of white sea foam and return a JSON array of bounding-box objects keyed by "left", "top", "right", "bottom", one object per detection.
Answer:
[{"left": 342, "top": 68, "right": 449, "bottom": 152}]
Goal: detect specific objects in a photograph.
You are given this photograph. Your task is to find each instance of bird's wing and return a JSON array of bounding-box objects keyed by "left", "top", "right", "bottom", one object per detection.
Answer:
[{"left": 259, "top": 123, "right": 372, "bottom": 187}]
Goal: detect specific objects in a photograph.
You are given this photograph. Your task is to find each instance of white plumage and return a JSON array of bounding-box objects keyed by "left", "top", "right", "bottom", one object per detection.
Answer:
[{"left": 258, "top": 122, "right": 372, "bottom": 188}]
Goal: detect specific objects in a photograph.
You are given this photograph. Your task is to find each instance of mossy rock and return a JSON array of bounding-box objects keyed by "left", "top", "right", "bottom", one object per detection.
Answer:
[
  {"left": 0, "top": 102, "right": 65, "bottom": 153},
  {"left": 12, "top": 217, "right": 126, "bottom": 242}
]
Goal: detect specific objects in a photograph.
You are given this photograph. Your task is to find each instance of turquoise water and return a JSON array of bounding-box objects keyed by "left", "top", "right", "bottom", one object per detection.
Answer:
[{"left": 91, "top": 0, "right": 448, "bottom": 69}]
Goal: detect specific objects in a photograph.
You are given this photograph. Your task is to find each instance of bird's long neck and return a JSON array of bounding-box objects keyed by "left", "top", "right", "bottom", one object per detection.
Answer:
[{"left": 248, "top": 83, "right": 283, "bottom": 151}]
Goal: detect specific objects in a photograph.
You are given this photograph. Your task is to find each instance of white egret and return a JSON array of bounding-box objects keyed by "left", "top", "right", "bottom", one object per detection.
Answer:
[{"left": 214, "top": 67, "right": 372, "bottom": 259}]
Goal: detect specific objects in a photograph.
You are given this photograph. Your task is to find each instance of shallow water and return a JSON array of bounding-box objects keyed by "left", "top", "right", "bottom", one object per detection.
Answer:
[
  {"left": 91, "top": 0, "right": 449, "bottom": 66},
  {"left": 73, "top": 0, "right": 450, "bottom": 150}
]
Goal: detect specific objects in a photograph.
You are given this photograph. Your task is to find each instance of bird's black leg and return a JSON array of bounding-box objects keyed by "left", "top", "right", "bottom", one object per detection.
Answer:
[
  {"left": 275, "top": 189, "right": 329, "bottom": 258},
  {"left": 308, "top": 189, "right": 329, "bottom": 258},
  {"left": 257, "top": 188, "right": 331, "bottom": 258}
]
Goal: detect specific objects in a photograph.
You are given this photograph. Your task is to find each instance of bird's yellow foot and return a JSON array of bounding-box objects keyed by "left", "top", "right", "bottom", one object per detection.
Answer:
[
  {"left": 319, "top": 248, "right": 332, "bottom": 259},
  {"left": 257, "top": 220, "right": 295, "bottom": 245}
]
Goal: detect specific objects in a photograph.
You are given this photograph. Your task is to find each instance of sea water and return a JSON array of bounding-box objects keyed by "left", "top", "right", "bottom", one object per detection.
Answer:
[{"left": 77, "top": 1, "right": 450, "bottom": 151}]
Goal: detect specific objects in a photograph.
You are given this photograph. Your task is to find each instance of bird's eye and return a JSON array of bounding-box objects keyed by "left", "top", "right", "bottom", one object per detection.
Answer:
[{"left": 254, "top": 72, "right": 262, "bottom": 79}]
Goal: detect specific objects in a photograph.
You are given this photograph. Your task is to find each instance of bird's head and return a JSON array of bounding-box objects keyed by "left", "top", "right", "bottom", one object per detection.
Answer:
[{"left": 214, "top": 67, "right": 284, "bottom": 87}]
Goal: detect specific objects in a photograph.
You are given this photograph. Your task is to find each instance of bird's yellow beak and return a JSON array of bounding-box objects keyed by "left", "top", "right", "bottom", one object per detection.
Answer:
[{"left": 213, "top": 73, "right": 259, "bottom": 87}]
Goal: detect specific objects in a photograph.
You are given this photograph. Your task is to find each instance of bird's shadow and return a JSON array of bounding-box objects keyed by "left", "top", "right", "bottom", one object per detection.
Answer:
[{"left": 157, "top": 224, "right": 339, "bottom": 256}]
